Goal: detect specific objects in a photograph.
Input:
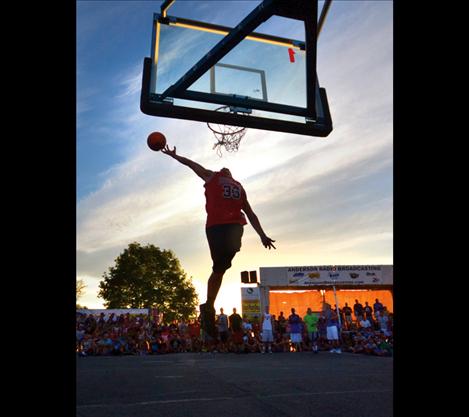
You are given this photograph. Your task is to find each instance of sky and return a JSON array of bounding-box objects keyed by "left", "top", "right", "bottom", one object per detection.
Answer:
[{"left": 77, "top": 0, "right": 393, "bottom": 312}]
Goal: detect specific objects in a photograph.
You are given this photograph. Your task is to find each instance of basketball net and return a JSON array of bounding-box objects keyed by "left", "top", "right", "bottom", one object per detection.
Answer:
[{"left": 207, "top": 106, "right": 248, "bottom": 157}]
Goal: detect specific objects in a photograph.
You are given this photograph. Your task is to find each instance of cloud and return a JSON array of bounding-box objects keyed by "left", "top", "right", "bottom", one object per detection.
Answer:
[{"left": 115, "top": 62, "right": 144, "bottom": 99}]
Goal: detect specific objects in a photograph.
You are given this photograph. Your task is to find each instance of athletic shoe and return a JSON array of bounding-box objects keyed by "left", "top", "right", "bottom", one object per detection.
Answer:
[
  {"left": 335, "top": 348, "right": 342, "bottom": 354},
  {"left": 200, "top": 303, "right": 217, "bottom": 339}
]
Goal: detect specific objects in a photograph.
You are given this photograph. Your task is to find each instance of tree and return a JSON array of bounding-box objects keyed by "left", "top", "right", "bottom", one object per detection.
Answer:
[
  {"left": 76, "top": 279, "right": 87, "bottom": 308},
  {"left": 98, "top": 242, "right": 198, "bottom": 322}
]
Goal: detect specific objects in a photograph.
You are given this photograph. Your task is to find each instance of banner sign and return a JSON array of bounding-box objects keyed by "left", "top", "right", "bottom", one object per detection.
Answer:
[
  {"left": 241, "top": 287, "right": 261, "bottom": 322},
  {"left": 286, "top": 265, "right": 384, "bottom": 286}
]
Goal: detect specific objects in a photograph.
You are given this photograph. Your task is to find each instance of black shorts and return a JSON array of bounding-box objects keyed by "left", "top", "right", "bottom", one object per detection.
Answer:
[{"left": 206, "top": 223, "right": 244, "bottom": 273}]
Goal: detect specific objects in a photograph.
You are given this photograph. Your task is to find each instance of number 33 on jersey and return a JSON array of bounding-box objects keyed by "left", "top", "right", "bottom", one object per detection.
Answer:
[{"left": 204, "top": 171, "right": 247, "bottom": 227}]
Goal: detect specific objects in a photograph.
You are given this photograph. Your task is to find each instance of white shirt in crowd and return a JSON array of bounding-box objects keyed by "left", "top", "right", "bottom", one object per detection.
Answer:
[
  {"left": 360, "top": 318, "right": 372, "bottom": 328},
  {"left": 262, "top": 313, "right": 273, "bottom": 331},
  {"left": 243, "top": 321, "right": 252, "bottom": 331}
]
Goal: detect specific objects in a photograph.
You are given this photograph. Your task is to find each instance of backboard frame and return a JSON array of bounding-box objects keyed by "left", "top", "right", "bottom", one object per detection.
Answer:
[{"left": 140, "top": 0, "right": 333, "bottom": 137}]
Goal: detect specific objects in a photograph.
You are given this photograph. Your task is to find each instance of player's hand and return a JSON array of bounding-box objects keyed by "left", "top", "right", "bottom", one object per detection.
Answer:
[
  {"left": 162, "top": 145, "right": 177, "bottom": 157},
  {"left": 261, "top": 235, "right": 276, "bottom": 250}
]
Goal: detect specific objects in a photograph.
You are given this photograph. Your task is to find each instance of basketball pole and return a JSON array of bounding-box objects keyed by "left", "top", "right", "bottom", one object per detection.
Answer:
[
  {"left": 317, "top": 0, "right": 333, "bottom": 38},
  {"left": 331, "top": 266, "right": 342, "bottom": 344}
]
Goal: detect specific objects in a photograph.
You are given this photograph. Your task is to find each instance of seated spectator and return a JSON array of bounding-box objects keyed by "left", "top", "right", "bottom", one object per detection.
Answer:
[
  {"left": 97, "top": 332, "right": 114, "bottom": 355},
  {"left": 379, "top": 308, "right": 392, "bottom": 336},
  {"left": 76, "top": 324, "right": 85, "bottom": 353},
  {"left": 349, "top": 339, "right": 365, "bottom": 354},
  {"left": 149, "top": 335, "right": 159, "bottom": 354},
  {"left": 271, "top": 332, "right": 284, "bottom": 353},
  {"left": 81, "top": 334, "right": 96, "bottom": 356},
  {"left": 374, "top": 334, "right": 393, "bottom": 357},
  {"left": 282, "top": 333, "right": 292, "bottom": 352},
  {"left": 111, "top": 334, "right": 124, "bottom": 355},
  {"left": 242, "top": 316, "right": 253, "bottom": 333},
  {"left": 363, "top": 338, "right": 378, "bottom": 355},
  {"left": 191, "top": 335, "right": 202, "bottom": 353},
  {"left": 244, "top": 331, "right": 261, "bottom": 353},
  {"left": 359, "top": 317, "right": 372, "bottom": 329}
]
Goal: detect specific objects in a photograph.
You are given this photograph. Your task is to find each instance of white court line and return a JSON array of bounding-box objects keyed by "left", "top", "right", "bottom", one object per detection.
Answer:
[
  {"left": 265, "top": 389, "right": 392, "bottom": 398},
  {"left": 77, "top": 397, "right": 235, "bottom": 408},
  {"left": 77, "top": 388, "right": 392, "bottom": 409}
]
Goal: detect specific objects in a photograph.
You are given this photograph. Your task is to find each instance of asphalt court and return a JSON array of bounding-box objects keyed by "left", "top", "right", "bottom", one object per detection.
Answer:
[{"left": 76, "top": 352, "right": 393, "bottom": 417}]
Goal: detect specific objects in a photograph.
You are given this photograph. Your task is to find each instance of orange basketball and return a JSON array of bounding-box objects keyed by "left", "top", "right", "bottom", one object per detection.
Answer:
[{"left": 147, "top": 131, "right": 166, "bottom": 151}]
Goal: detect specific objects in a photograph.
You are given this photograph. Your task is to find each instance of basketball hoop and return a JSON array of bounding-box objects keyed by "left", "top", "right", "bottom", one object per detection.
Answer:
[{"left": 207, "top": 106, "right": 249, "bottom": 157}]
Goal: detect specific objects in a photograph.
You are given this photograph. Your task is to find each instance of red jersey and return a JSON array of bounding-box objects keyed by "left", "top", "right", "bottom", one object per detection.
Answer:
[{"left": 204, "top": 171, "right": 248, "bottom": 228}]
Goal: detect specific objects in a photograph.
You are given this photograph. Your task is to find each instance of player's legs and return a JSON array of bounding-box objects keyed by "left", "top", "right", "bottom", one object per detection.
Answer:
[
  {"left": 203, "top": 224, "right": 244, "bottom": 338},
  {"left": 207, "top": 271, "right": 225, "bottom": 306},
  {"left": 205, "top": 224, "right": 243, "bottom": 302}
]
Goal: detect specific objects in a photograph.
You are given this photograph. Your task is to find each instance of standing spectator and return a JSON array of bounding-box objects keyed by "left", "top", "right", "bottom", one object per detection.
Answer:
[
  {"left": 333, "top": 304, "right": 344, "bottom": 327},
  {"left": 303, "top": 307, "right": 319, "bottom": 353},
  {"left": 342, "top": 303, "right": 353, "bottom": 330},
  {"left": 373, "top": 298, "right": 384, "bottom": 319},
  {"left": 106, "top": 313, "right": 116, "bottom": 330},
  {"left": 288, "top": 308, "right": 303, "bottom": 352},
  {"left": 85, "top": 314, "right": 97, "bottom": 335},
  {"left": 363, "top": 302, "right": 373, "bottom": 324},
  {"left": 324, "top": 303, "right": 341, "bottom": 353},
  {"left": 317, "top": 314, "right": 327, "bottom": 350},
  {"left": 278, "top": 311, "right": 287, "bottom": 336},
  {"left": 229, "top": 308, "right": 244, "bottom": 353},
  {"left": 353, "top": 299, "right": 364, "bottom": 324},
  {"left": 271, "top": 314, "right": 279, "bottom": 338},
  {"left": 216, "top": 308, "right": 229, "bottom": 351},
  {"left": 188, "top": 318, "right": 200, "bottom": 340},
  {"left": 260, "top": 306, "right": 274, "bottom": 354},
  {"left": 97, "top": 312, "right": 106, "bottom": 330}
]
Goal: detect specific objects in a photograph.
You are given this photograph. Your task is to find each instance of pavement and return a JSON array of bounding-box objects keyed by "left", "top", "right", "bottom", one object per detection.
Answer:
[{"left": 76, "top": 351, "right": 393, "bottom": 417}]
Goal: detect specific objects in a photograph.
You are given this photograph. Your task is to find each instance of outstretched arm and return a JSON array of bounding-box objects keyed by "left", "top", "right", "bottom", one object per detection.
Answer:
[
  {"left": 242, "top": 193, "right": 276, "bottom": 250},
  {"left": 161, "top": 145, "right": 214, "bottom": 181}
]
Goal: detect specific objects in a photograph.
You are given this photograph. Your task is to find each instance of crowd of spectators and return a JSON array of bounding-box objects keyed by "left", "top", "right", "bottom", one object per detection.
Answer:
[{"left": 76, "top": 299, "right": 392, "bottom": 357}]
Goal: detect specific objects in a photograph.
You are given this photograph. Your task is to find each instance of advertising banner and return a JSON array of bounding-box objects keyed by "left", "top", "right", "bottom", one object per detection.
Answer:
[
  {"left": 286, "top": 265, "right": 384, "bottom": 286},
  {"left": 241, "top": 287, "right": 261, "bottom": 322}
]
